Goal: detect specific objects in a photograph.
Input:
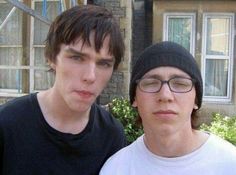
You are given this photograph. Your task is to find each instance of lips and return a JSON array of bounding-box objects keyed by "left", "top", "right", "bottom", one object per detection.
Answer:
[
  {"left": 153, "top": 110, "right": 177, "bottom": 118},
  {"left": 154, "top": 110, "right": 177, "bottom": 115},
  {"left": 75, "top": 90, "right": 94, "bottom": 98}
]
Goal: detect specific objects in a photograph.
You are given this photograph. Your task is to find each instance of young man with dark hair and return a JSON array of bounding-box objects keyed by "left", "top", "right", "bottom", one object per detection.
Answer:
[{"left": 0, "top": 5, "right": 126, "bottom": 175}]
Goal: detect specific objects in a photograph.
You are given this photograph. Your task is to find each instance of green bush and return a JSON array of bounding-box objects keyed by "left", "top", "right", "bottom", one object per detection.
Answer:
[
  {"left": 200, "top": 113, "right": 236, "bottom": 145},
  {"left": 108, "top": 97, "right": 143, "bottom": 144}
]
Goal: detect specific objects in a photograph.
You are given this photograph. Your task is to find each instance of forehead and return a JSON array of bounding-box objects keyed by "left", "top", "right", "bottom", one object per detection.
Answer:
[
  {"left": 143, "top": 66, "right": 191, "bottom": 78},
  {"left": 60, "top": 35, "right": 114, "bottom": 61},
  {"left": 67, "top": 33, "right": 111, "bottom": 56},
  {"left": 73, "top": 32, "right": 110, "bottom": 48}
]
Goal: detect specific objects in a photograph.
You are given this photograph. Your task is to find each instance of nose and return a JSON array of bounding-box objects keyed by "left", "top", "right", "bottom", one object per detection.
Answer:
[
  {"left": 83, "top": 63, "right": 96, "bottom": 83},
  {"left": 156, "top": 83, "right": 174, "bottom": 102}
]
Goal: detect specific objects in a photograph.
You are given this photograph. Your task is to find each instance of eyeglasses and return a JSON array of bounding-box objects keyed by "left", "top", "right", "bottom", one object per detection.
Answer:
[{"left": 136, "top": 77, "right": 195, "bottom": 93}]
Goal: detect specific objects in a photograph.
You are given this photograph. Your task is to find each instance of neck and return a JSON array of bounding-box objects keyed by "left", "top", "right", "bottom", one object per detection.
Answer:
[
  {"left": 37, "top": 89, "right": 90, "bottom": 134},
  {"left": 143, "top": 129, "right": 209, "bottom": 157}
]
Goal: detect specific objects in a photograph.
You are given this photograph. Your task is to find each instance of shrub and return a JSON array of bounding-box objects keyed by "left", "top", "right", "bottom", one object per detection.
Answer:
[
  {"left": 200, "top": 113, "right": 236, "bottom": 145},
  {"left": 108, "top": 97, "right": 143, "bottom": 144}
]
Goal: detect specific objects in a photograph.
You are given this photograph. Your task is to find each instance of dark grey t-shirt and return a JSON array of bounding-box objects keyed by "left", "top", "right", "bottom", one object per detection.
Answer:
[{"left": 0, "top": 93, "right": 126, "bottom": 175}]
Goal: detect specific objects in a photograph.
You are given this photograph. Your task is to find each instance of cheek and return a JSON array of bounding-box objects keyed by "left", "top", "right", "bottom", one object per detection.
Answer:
[
  {"left": 57, "top": 65, "right": 73, "bottom": 80},
  {"left": 134, "top": 91, "right": 153, "bottom": 113},
  {"left": 98, "top": 70, "right": 113, "bottom": 82},
  {"left": 55, "top": 64, "right": 79, "bottom": 88},
  {"left": 176, "top": 92, "right": 196, "bottom": 113},
  {"left": 94, "top": 70, "right": 113, "bottom": 92}
]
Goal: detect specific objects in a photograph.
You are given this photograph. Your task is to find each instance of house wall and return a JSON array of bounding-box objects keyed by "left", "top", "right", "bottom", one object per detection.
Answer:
[
  {"left": 132, "top": 0, "right": 153, "bottom": 66},
  {"left": 153, "top": 0, "right": 236, "bottom": 124},
  {"left": 98, "top": 0, "right": 132, "bottom": 104}
]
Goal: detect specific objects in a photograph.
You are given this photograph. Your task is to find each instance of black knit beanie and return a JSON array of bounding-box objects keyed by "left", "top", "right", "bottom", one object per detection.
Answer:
[{"left": 129, "top": 41, "right": 203, "bottom": 109}]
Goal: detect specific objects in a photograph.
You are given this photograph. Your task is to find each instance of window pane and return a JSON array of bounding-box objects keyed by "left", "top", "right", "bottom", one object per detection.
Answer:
[
  {"left": 33, "top": 1, "right": 59, "bottom": 92},
  {"left": 34, "top": 1, "right": 60, "bottom": 45},
  {"left": 0, "top": 3, "right": 13, "bottom": 22},
  {"left": 34, "top": 70, "right": 54, "bottom": 90},
  {"left": 0, "top": 47, "right": 23, "bottom": 66},
  {"left": 204, "top": 59, "right": 228, "bottom": 96},
  {"left": 168, "top": 17, "right": 191, "bottom": 51},
  {"left": 0, "top": 69, "right": 29, "bottom": 93},
  {"left": 34, "top": 47, "right": 47, "bottom": 66},
  {"left": 206, "top": 18, "right": 230, "bottom": 56},
  {"left": 0, "top": 4, "right": 22, "bottom": 45}
]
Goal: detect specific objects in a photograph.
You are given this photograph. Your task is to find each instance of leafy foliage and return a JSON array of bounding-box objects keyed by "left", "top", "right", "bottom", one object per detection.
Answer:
[
  {"left": 108, "top": 97, "right": 143, "bottom": 144},
  {"left": 200, "top": 113, "right": 236, "bottom": 145}
]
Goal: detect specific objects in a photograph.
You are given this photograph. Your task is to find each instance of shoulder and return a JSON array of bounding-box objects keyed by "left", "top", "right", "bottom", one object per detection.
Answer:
[
  {"left": 100, "top": 136, "right": 143, "bottom": 175},
  {"left": 208, "top": 133, "right": 236, "bottom": 159},
  {"left": 0, "top": 94, "right": 36, "bottom": 111},
  {"left": 91, "top": 103, "right": 126, "bottom": 144},
  {"left": 92, "top": 103, "right": 124, "bottom": 132},
  {"left": 209, "top": 134, "right": 236, "bottom": 150},
  {"left": 0, "top": 93, "right": 37, "bottom": 122},
  {"left": 90, "top": 104, "right": 127, "bottom": 154},
  {"left": 100, "top": 141, "right": 135, "bottom": 174}
]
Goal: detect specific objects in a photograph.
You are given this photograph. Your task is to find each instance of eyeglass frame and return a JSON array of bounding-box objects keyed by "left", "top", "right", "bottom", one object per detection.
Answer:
[{"left": 135, "top": 77, "right": 196, "bottom": 93}]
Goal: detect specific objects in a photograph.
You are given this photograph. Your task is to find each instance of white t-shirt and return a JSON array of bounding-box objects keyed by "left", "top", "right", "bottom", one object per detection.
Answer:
[{"left": 100, "top": 134, "right": 236, "bottom": 175}]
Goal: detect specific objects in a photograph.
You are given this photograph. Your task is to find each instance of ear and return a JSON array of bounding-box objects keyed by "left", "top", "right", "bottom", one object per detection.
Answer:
[
  {"left": 193, "top": 104, "right": 198, "bottom": 110},
  {"left": 132, "top": 98, "right": 137, "bottom": 108},
  {"left": 49, "top": 61, "right": 56, "bottom": 71}
]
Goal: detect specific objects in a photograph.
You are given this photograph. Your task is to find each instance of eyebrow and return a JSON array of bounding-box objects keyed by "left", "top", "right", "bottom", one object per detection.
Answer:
[
  {"left": 143, "top": 73, "right": 191, "bottom": 79},
  {"left": 64, "top": 47, "right": 115, "bottom": 62},
  {"left": 64, "top": 47, "right": 86, "bottom": 56},
  {"left": 143, "top": 74, "right": 161, "bottom": 79}
]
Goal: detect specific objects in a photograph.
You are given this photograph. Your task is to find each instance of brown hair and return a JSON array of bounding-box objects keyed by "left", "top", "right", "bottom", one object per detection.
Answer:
[{"left": 44, "top": 5, "right": 124, "bottom": 70}]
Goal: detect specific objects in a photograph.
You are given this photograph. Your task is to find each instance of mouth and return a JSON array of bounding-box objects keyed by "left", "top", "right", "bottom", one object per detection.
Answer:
[
  {"left": 153, "top": 110, "right": 177, "bottom": 118},
  {"left": 154, "top": 110, "right": 177, "bottom": 114},
  {"left": 75, "top": 90, "right": 94, "bottom": 99}
]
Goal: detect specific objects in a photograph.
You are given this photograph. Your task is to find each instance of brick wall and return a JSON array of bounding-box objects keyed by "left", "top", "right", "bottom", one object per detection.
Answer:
[
  {"left": 98, "top": 0, "right": 153, "bottom": 105},
  {"left": 98, "top": 0, "right": 132, "bottom": 105}
]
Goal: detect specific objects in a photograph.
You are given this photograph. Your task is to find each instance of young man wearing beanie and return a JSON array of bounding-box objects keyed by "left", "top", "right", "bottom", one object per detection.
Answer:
[{"left": 100, "top": 41, "right": 236, "bottom": 175}]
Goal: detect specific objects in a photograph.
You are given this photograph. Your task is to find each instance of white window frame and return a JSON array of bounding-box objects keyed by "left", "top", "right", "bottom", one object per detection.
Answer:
[
  {"left": 30, "top": 0, "right": 60, "bottom": 93},
  {"left": 163, "top": 13, "right": 196, "bottom": 56},
  {"left": 202, "top": 13, "right": 234, "bottom": 103},
  {"left": 0, "top": 0, "right": 25, "bottom": 97}
]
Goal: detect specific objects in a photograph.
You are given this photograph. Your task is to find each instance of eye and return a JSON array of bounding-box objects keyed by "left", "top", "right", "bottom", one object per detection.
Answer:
[
  {"left": 141, "top": 79, "right": 160, "bottom": 87},
  {"left": 97, "top": 60, "right": 114, "bottom": 68},
  {"left": 171, "top": 78, "right": 192, "bottom": 87},
  {"left": 69, "top": 55, "right": 82, "bottom": 61}
]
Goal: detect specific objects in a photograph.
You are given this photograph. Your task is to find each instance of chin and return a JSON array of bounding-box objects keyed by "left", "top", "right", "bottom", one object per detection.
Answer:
[{"left": 67, "top": 99, "right": 91, "bottom": 111}]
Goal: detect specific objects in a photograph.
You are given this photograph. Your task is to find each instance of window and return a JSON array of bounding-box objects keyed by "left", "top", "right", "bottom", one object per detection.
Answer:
[
  {"left": 202, "top": 13, "right": 234, "bottom": 102},
  {"left": 30, "top": 0, "right": 61, "bottom": 92},
  {"left": 0, "top": 0, "right": 61, "bottom": 97},
  {"left": 0, "top": 0, "right": 23, "bottom": 96},
  {"left": 163, "top": 13, "right": 196, "bottom": 55}
]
